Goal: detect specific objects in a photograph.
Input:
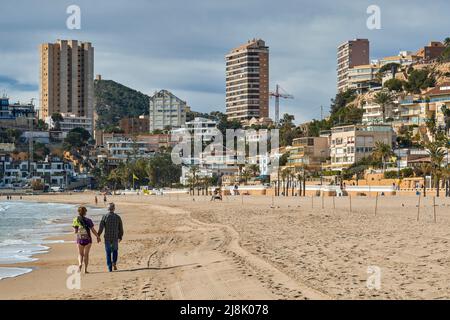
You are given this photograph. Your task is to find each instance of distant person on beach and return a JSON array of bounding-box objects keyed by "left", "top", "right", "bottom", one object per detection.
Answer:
[
  {"left": 72, "top": 206, "right": 101, "bottom": 274},
  {"left": 103, "top": 195, "right": 107, "bottom": 205},
  {"left": 95, "top": 196, "right": 98, "bottom": 205},
  {"left": 210, "top": 189, "right": 222, "bottom": 201},
  {"left": 98, "top": 203, "right": 124, "bottom": 272}
]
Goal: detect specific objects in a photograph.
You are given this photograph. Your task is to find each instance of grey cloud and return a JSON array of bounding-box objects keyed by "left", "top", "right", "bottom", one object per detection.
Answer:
[{"left": 1, "top": 0, "right": 450, "bottom": 123}]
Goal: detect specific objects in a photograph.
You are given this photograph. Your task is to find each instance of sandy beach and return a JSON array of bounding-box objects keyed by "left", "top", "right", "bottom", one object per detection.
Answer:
[{"left": 1, "top": 192, "right": 450, "bottom": 300}]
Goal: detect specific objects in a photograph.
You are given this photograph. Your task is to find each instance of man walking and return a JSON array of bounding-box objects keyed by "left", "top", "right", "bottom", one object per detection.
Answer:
[{"left": 98, "top": 203, "right": 124, "bottom": 272}]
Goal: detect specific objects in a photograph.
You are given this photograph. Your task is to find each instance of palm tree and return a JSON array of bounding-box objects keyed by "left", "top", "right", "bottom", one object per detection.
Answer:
[
  {"left": 374, "top": 90, "right": 395, "bottom": 123},
  {"left": 247, "top": 164, "right": 260, "bottom": 178},
  {"left": 241, "top": 168, "right": 252, "bottom": 184},
  {"left": 288, "top": 170, "right": 296, "bottom": 196},
  {"left": 188, "top": 166, "right": 199, "bottom": 195},
  {"left": 107, "top": 168, "right": 121, "bottom": 192},
  {"left": 444, "top": 37, "right": 450, "bottom": 47},
  {"left": 427, "top": 142, "right": 446, "bottom": 197},
  {"left": 441, "top": 167, "right": 450, "bottom": 197},
  {"left": 281, "top": 168, "right": 289, "bottom": 196},
  {"left": 296, "top": 172, "right": 303, "bottom": 197},
  {"left": 373, "top": 141, "right": 393, "bottom": 172}
]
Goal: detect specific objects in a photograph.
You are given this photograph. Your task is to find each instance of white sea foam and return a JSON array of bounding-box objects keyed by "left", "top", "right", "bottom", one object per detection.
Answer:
[
  {"left": 0, "top": 267, "right": 33, "bottom": 280},
  {"left": 0, "top": 201, "right": 79, "bottom": 280}
]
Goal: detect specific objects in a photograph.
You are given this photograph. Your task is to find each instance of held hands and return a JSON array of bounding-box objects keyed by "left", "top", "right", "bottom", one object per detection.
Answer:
[{"left": 96, "top": 236, "right": 101, "bottom": 243}]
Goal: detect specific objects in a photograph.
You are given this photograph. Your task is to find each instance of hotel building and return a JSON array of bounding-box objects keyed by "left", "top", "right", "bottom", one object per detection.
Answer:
[{"left": 226, "top": 39, "right": 269, "bottom": 122}]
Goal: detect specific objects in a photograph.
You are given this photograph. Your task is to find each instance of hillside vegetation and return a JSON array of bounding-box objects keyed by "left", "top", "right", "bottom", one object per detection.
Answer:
[{"left": 94, "top": 79, "right": 150, "bottom": 130}]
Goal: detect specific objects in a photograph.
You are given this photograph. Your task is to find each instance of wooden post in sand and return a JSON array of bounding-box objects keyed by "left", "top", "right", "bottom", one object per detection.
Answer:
[
  {"left": 374, "top": 193, "right": 378, "bottom": 216},
  {"left": 433, "top": 196, "right": 437, "bottom": 223},
  {"left": 417, "top": 195, "right": 421, "bottom": 221},
  {"left": 321, "top": 193, "right": 324, "bottom": 209},
  {"left": 241, "top": 194, "right": 244, "bottom": 205},
  {"left": 311, "top": 195, "right": 314, "bottom": 209},
  {"left": 349, "top": 195, "right": 352, "bottom": 213}
]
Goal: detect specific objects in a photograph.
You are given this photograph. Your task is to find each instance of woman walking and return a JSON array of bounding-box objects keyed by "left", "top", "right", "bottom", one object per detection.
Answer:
[{"left": 72, "top": 206, "right": 100, "bottom": 273}]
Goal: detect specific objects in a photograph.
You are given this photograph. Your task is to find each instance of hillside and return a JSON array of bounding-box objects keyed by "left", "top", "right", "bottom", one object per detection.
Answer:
[{"left": 94, "top": 79, "right": 150, "bottom": 130}]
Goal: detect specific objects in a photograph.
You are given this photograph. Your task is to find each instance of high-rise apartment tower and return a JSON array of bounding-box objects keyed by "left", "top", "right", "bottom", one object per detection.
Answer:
[
  {"left": 226, "top": 39, "right": 269, "bottom": 122},
  {"left": 39, "top": 40, "right": 94, "bottom": 120},
  {"left": 337, "top": 39, "right": 369, "bottom": 93}
]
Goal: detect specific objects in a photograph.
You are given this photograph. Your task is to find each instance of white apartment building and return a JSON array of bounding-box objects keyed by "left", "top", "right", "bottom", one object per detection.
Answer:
[
  {"left": 46, "top": 113, "right": 93, "bottom": 136},
  {"left": 347, "top": 64, "right": 381, "bottom": 94},
  {"left": 180, "top": 145, "right": 240, "bottom": 185},
  {"left": 362, "top": 102, "right": 399, "bottom": 124},
  {"left": 101, "top": 136, "right": 153, "bottom": 164},
  {"left": 379, "top": 51, "right": 418, "bottom": 67},
  {"left": 0, "top": 155, "right": 75, "bottom": 188},
  {"left": 149, "top": 90, "right": 187, "bottom": 132},
  {"left": 171, "top": 117, "right": 218, "bottom": 142},
  {"left": 329, "top": 124, "right": 394, "bottom": 170}
]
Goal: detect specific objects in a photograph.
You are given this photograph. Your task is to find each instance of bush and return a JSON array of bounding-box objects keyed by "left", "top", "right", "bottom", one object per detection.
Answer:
[
  {"left": 322, "top": 170, "right": 341, "bottom": 176},
  {"left": 400, "top": 167, "right": 414, "bottom": 178},
  {"left": 383, "top": 78, "right": 404, "bottom": 92},
  {"left": 31, "top": 180, "right": 44, "bottom": 191},
  {"left": 404, "top": 69, "right": 436, "bottom": 93},
  {"left": 384, "top": 171, "right": 398, "bottom": 179}
]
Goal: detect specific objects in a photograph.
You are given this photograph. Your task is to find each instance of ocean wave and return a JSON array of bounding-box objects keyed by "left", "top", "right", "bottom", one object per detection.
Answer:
[
  {"left": 0, "top": 239, "right": 30, "bottom": 246},
  {"left": 0, "top": 201, "right": 77, "bottom": 279},
  {"left": 0, "top": 267, "right": 33, "bottom": 280}
]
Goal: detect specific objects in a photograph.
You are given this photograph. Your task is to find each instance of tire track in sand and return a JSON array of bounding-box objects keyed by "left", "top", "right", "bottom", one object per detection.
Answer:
[{"left": 150, "top": 204, "right": 329, "bottom": 300}]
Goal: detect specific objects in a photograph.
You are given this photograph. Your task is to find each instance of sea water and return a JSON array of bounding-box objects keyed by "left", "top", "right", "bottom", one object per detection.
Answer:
[{"left": 0, "top": 201, "right": 103, "bottom": 280}]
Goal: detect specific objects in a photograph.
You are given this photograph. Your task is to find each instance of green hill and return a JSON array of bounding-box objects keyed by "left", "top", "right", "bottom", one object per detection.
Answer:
[{"left": 94, "top": 79, "right": 149, "bottom": 130}]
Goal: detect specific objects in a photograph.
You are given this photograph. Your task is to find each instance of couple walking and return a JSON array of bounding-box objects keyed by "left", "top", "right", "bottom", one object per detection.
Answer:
[{"left": 72, "top": 203, "right": 124, "bottom": 273}]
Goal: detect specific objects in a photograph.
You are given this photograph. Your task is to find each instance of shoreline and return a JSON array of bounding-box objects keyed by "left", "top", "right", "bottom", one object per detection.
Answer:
[{"left": 0, "top": 195, "right": 103, "bottom": 282}]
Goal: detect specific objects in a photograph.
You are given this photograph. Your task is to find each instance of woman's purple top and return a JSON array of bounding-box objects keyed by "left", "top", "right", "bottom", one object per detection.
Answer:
[{"left": 74, "top": 217, "right": 94, "bottom": 245}]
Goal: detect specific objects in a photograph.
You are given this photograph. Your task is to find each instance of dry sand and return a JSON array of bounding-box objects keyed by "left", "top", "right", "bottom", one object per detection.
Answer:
[{"left": 1, "top": 193, "right": 450, "bottom": 300}]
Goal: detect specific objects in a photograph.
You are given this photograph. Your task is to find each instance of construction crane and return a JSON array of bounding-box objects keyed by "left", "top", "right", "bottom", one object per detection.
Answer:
[{"left": 269, "top": 84, "right": 293, "bottom": 125}]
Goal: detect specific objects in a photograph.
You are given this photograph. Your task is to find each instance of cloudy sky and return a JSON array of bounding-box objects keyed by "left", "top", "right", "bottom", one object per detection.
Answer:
[{"left": 0, "top": 0, "right": 449, "bottom": 123}]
